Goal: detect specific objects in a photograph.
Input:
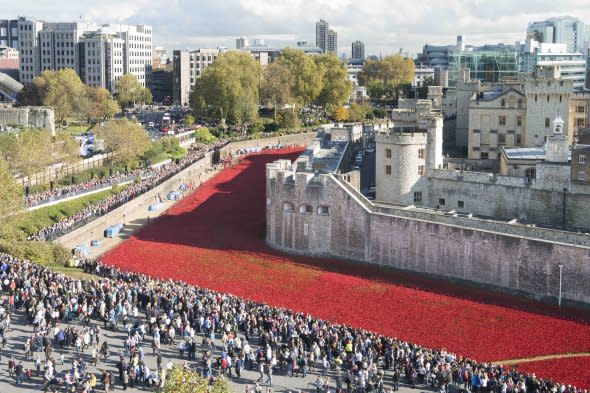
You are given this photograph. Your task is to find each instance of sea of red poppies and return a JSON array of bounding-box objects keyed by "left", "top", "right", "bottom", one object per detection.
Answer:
[{"left": 103, "top": 148, "right": 590, "bottom": 387}]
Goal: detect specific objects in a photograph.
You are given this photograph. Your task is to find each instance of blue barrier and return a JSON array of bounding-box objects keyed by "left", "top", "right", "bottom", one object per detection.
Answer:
[
  {"left": 178, "top": 184, "right": 187, "bottom": 191},
  {"left": 166, "top": 191, "right": 181, "bottom": 201},
  {"left": 90, "top": 240, "right": 101, "bottom": 247},
  {"left": 104, "top": 223, "right": 124, "bottom": 238},
  {"left": 73, "top": 244, "right": 89, "bottom": 257},
  {"left": 148, "top": 202, "right": 164, "bottom": 211}
]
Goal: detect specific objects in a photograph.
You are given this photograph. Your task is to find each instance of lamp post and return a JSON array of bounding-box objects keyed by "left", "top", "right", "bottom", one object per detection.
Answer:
[{"left": 558, "top": 263, "right": 564, "bottom": 308}]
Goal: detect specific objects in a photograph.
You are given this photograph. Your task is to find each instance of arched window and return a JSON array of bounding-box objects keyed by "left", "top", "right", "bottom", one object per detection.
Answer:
[
  {"left": 299, "top": 204, "right": 313, "bottom": 214},
  {"left": 318, "top": 206, "right": 330, "bottom": 216},
  {"left": 501, "top": 99, "right": 505, "bottom": 107},
  {"left": 283, "top": 202, "right": 294, "bottom": 213},
  {"left": 518, "top": 99, "right": 523, "bottom": 108}
]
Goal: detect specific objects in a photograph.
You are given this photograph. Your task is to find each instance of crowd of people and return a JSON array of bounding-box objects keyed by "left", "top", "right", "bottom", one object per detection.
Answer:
[
  {"left": 25, "top": 172, "right": 141, "bottom": 208},
  {"left": 28, "top": 140, "right": 229, "bottom": 242},
  {"left": 0, "top": 251, "right": 584, "bottom": 393}
]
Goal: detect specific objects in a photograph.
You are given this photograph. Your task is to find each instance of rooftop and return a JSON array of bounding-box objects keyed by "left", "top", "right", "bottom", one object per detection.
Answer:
[{"left": 297, "top": 136, "right": 348, "bottom": 174}]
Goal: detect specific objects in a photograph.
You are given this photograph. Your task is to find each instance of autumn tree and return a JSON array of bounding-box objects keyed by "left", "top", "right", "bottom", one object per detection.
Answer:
[
  {"left": 17, "top": 69, "right": 87, "bottom": 124},
  {"left": 82, "top": 87, "right": 120, "bottom": 123},
  {"left": 0, "top": 128, "right": 53, "bottom": 178},
  {"left": 0, "top": 153, "right": 23, "bottom": 218},
  {"left": 95, "top": 120, "right": 151, "bottom": 164},
  {"left": 116, "top": 73, "right": 152, "bottom": 108},
  {"left": 190, "top": 51, "right": 261, "bottom": 132},
  {"left": 157, "top": 365, "right": 227, "bottom": 393},
  {"left": 261, "top": 61, "right": 294, "bottom": 119},
  {"left": 52, "top": 132, "right": 80, "bottom": 166},
  {"left": 314, "top": 54, "right": 353, "bottom": 111},
  {"left": 278, "top": 48, "right": 322, "bottom": 107},
  {"left": 334, "top": 107, "right": 349, "bottom": 122},
  {"left": 358, "top": 55, "right": 415, "bottom": 102}
]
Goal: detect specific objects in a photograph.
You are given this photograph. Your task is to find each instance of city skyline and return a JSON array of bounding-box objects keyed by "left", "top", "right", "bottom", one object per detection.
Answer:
[{"left": 4, "top": 0, "right": 590, "bottom": 57}]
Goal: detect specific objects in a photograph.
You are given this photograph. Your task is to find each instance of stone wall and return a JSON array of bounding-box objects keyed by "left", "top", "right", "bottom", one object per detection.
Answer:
[
  {"left": 267, "top": 163, "right": 590, "bottom": 305},
  {"left": 219, "top": 132, "right": 317, "bottom": 159},
  {"left": 0, "top": 106, "right": 55, "bottom": 135}
]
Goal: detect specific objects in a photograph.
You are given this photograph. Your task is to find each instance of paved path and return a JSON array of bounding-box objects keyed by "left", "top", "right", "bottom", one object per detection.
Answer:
[{"left": 0, "top": 309, "right": 434, "bottom": 393}]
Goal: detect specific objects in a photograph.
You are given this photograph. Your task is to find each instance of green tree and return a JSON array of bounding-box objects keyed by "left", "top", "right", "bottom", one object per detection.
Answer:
[
  {"left": 314, "top": 54, "right": 353, "bottom": 111},
  {"left": 17, "top": 69, "right": 87, "bottom": 124},
  {"left": 184, "top": 114, "right": 195, "bottom": 128},
  {"left": 278, "top": 48, "right": 322, "bottom": 107},
  {"left": 261, "top": 61, "right": 294, "bottom": 119},
  {"left": 348, "top": 102, "right": 373, "bottom": 122},
  {"left": 277, "top": 110, "right": 301, "bottom": 129},
  {"left": 194, "top": 127, "right": 217, "bottom": 143},
  {"left": 190, "top": 51, "right": 261, "bottom": 131},
  {"left": 116, "top": 73, "right": 152, "bottom": 108},
  {"left": 358, "top": 55, "right": 415, "bottom": 101},
  {"left": 95, "top": 120, "right": 151, "bottom": 164},
  {"left": 0, "top": 153, "right": 23, "bottom": 218}
]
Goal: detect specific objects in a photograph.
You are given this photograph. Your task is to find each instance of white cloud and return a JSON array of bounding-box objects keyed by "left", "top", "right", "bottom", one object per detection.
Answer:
[{"left": 6, "top": 0, "right": 590, "bottom": 56}]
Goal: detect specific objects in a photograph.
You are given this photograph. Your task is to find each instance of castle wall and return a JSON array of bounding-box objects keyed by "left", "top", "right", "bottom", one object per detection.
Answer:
[
  {"left": 0, "top": 106, "right": 55, "bottom": 135},
  {"left": 266, "top": 167, "right": 590, "bottom": 304}
]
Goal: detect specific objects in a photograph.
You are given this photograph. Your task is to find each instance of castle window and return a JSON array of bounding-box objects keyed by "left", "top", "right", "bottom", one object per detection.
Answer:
[
  {"left": 457, "top": 200, "right": 465, "bottom": 209},
  {"left": 501, "top": 99, "right": 505, "bottom": 107},
  {"left": 577, "top": 118, "right": 585, "bottom": 128},
  {"left": 517, "top": 116, "right": 522, "bottom": 127},
  {"left": 516, "top": 134, "right": 522, "bottom": 145},
  {"left": 418, "top": 149, "right": 425, "bottom": 159},
  {"left": 385, "top": 148, "right": 391, "bottom": 158},
  {"left": 545, "top": 118, "right": 550, "bottom": 128},
  {"left": 299, "top": 205, "right": 313, "bottom": 214},
  {"left": 547, "top": 95, "right": 550, "bottom": 103},
  {"left": 481, "top": 152, "right": 489, "bottom": 159},
  {"left": 498, "top": 134, "right": 506, "bottom": 145},
  {"left": 317, "top": 206, "right": 330, "bottom": 216},
  {"left": 283, "top": 202, "right": 294, "bottom": 213},
  {"left": 535, "top": 94, "right": 538, "bottom": 102},
  {"left": 498, "top": 116, "right": 506, "bottom": 126},
  {"left": 579, "top": 155, "right": 586, "bottom": 165},
  {"left": 525, "top": 168, "right": 536, "bottom": 179},
  {"left": 438, "top": 198, "right": 446, "bottom": 206},
  {"left": 518, "top": 99, "right": 523, "bottom": 108},
  {"left": 385, "top": 165, "right": 391, "bottom": 175},
  {"left": 413, "top": 192, "right": 422, "bottom": 204},
  {"left": 578, "top": 171, "right": 585, "bottom": 181},
  {"left": 418, "top": 165, "right": 425, "bottom": 176},
  {"left": 577, "top": 106, "right": 585, "bottom": 113}
]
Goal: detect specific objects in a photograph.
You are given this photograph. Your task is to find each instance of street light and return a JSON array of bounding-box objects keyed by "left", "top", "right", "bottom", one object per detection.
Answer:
[{"left": 558, "top": 264, "right": 564, "bottom": 308}]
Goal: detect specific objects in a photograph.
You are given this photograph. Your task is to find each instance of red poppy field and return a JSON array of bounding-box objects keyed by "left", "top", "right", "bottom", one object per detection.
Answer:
[{"left": 103, "top": 149, "right": 590, "bottom": 387}]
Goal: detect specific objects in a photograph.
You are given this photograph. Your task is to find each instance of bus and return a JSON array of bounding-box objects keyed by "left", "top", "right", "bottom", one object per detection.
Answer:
[{"left": 161, "top": 113, "right": 171, "bottom": 133}]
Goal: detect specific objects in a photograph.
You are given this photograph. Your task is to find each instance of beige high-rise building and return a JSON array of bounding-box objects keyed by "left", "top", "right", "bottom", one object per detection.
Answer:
[{"left": 172, "top": 48, "right": 223, "bottom": 106}]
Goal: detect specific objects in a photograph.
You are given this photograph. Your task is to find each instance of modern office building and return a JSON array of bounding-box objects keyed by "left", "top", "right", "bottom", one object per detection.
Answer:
[
  {"left": 0, "top": 46, "right": 19, "bottom": 80},
  {"left": 172, "top": 48, "right": 222, "bottom": 106},
  {"left": 235, "top": 37, "right": 248, "bottom": 50},
  {"left": 351, "top": 40, "right": 365, "bottom": 60},
  {"left": 527, "top": 16, "right": 590, "bottom": 54},
  {"left": 315, "top": 19, "right": 337, "bottom": 54},
  {"left": 0, "top": 20, "right": 19, "bottom": 48},
  {"left": 238, "top": 39, "right": 281, "bottom": 65},
  {"left": 16, "top": 17, "right": 152, "bottom": 90}
]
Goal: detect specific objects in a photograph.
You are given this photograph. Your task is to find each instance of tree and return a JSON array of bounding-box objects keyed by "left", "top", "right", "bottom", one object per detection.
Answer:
[
  {"left": 0, "top": 153, "right": 23, "bottom": 218},
  {"left": 0, "top": 128, "right": 53, "bottom": 178},
  {"left": 278, "top": 110, "right": 301, "bottom": 129},
  {"left": 334, "top": 107, "right": 349, "bottom": 122},
  {"left": 184, "top": 114, "right": 195, "bottom": 128},
  {"left": 17, "top": 69, "right": 87, "bottom": 124},
  {"left": 52, "top": 133, "right": 79, "bottom": 166},
  {"left": 82, "top": 87, "right": 120, "bottom": 123},
  {"left": 194, "top": 127, "right": 217, "bottom": 143},
  {"left": 190, "top": 51, "right": 261, "bottom": 131},
  {"left": 261, "top": 61, "right": 294, "bottom": 119},
  {"left": 157, "top": 365, "right": 210, "bottom": 393},
  {"left": 314, "top": 54, "right": 353, "bottom": 111},
  {"left": 278, "top": 48, "right": 322, "bottom": 107},
  {"left": 358, "top": 55, "right": 415, "bottom": 102},
  {"left": 348, "top": 102, "right": 373, "bottom": 122},
  {"left": 116, "top": 73, "right": 152, "bottom": 108},
  {"left": 95, "top": 120, "right": 151, "bottom": 164}
]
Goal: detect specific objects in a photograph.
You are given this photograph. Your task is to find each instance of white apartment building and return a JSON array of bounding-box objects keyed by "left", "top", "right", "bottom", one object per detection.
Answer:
[
  {"left": 172, "top": 48, "right": 222, "bottom": 106},
  {"left": 17, "top": 17, "right": 152, "bottom": 90}
]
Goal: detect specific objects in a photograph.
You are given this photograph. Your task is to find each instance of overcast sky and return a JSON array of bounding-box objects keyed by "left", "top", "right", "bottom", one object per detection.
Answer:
[{"left": 6, "top": 0, "right": 590, "bottom": 57}]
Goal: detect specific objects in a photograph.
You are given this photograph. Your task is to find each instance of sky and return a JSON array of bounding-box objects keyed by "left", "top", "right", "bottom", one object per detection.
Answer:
[{"left": 6, "top": 0, "right": 590, "bottom": 57}]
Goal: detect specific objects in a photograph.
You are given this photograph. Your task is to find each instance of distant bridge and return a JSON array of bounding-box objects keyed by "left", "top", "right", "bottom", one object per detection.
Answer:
[{"left": 0, "top": 72, "right": 23, "bottom": 101}]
